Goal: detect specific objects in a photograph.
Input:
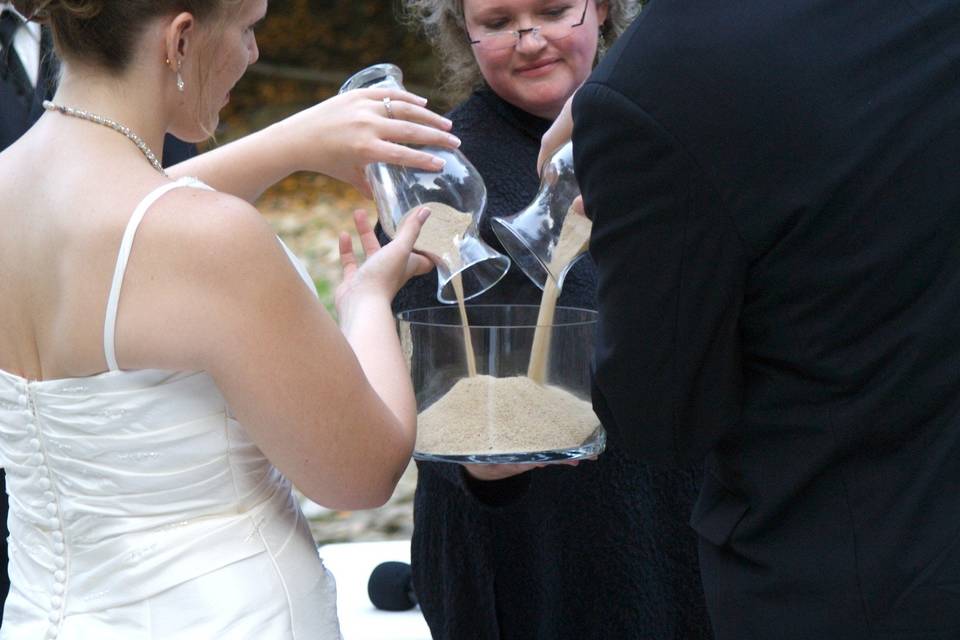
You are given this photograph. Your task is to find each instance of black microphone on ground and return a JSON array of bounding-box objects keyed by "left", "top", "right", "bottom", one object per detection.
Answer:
[{"left": 368, "top": 561, "right": 418, "bottom": 611}]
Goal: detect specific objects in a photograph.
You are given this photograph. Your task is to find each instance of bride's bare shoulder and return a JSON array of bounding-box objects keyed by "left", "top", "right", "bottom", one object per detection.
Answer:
[
  {"left": 132, "top": 183, "right": 294, "bottom": 292},
  {"left": 147, "top": 185, "right": 278, "bottom": 254},
  {"left": 113, "top": 182, "right": 311, "bottom": 372}
]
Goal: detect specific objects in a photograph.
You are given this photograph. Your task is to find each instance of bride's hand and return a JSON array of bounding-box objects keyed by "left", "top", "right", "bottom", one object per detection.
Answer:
[
  {"left": 278, "top": 89, "right": 461, "bottom": 197},
  {"left": 335, "top": 208, "right": 434, "bottom": 318}
]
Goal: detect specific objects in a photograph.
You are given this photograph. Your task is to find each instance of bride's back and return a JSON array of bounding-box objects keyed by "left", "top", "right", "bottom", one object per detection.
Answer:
[
  {"left": 0, "top": 123, "right": 346, "bottom": 638},
  {"left": 0, "top": 96, "right": 363, "bottom": 637},
  {"left": 0, "top": 118, "right": 170, "bottom": 382}
]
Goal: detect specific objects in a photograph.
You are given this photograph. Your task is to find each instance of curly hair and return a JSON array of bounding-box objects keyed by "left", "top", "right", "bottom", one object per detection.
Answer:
[
  {"left": 400, "top": 0, "right": 640, "bottom": 102},
  {"left": 13, "top": 0, "right": 233, "bottom": 72}
]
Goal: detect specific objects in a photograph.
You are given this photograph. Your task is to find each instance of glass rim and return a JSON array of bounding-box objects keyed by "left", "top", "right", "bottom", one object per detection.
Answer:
[
  {"left": 339, "top": 63, "right": 403, "bottom": 93},
  {"left": 490, "top": 216, "right": 551, "bottom": 287},
  {"left": 436, "top": 253, "right": 511, "bottom": 303},
  {"left": 490, "top": 215, "right": 587, "bottom": 292},
  {"left": 397, "top": 304, "right": 598, "bottom": 328}
]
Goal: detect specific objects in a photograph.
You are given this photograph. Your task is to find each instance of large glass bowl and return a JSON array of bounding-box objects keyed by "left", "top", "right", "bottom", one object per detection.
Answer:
[{"left": 399, "top": 305, "right": 605, "bottom": 464}]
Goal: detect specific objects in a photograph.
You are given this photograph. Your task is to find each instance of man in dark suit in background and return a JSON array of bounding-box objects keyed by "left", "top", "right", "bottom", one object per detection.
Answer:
[
  {"left": 1, "top": 3, "right": 195, "bottom": 622},
  {"left": 571, "top": 1, "right": 960, "bottom": 638},
  {"left": 1, "top": 2, "right": 52, "bottom": 149}
]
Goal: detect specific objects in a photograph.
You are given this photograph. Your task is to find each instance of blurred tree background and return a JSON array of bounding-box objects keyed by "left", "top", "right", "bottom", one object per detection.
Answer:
[
  {"left": 218, "top": 0, "right": 449, "bottom": 542},
  {"left": 223, "top": 0, "right": 445, "bottom": 134}
]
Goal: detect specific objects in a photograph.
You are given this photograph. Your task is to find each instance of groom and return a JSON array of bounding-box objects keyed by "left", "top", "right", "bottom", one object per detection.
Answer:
[{"left": 572, "top": 0, "right": 960, "bottom": 638}]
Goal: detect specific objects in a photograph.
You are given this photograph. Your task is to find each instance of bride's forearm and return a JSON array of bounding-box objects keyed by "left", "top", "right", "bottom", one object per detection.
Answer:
[
  {"left": 339, "top": 294, "right": 418, "bottom": 433},
  {"left": 167, "top": 89, "right": 458, "bottom": 204},
  {"left": 168, "top": 121, "right": 295, "bottom": 203}
]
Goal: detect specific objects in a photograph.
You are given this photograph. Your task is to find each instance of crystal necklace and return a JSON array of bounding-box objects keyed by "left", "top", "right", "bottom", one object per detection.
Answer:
[{"left": 42, "top": 100, "right": 168, "bottom": 176}]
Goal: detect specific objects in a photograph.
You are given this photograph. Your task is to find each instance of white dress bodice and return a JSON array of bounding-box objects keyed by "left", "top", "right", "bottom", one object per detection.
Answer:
[{"left": 0, "top": 178, "right": 341, "bottom": 639}]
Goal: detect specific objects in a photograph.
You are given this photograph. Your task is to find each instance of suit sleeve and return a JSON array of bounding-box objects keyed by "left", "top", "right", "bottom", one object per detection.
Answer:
[{"left": 573, "top": 81, "right": 748, "bottom": 468}]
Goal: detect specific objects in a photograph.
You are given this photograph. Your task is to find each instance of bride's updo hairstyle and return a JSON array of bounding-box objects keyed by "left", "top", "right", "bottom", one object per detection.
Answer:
[{"left": 12, "top": 0, "right": 227, "bottom": 72}]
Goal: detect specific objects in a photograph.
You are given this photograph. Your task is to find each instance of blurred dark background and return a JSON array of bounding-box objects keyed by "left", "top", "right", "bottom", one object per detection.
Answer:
[{"left": 220, "top": 0, "right": 444, "bottom": 142}]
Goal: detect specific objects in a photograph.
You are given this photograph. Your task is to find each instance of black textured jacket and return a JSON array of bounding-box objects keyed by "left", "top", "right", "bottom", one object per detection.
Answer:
[
  {"left": 575, "top": 2, "right": 960, "bottom": 638},
  {"left": 381, "top": 89, "right": 712, "bottom": 640}
]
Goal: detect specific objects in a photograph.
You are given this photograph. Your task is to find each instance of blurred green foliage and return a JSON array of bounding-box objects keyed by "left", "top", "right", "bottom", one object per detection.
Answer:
[{"left": 313, "top": 278, "right": 335, "bottom": 315}]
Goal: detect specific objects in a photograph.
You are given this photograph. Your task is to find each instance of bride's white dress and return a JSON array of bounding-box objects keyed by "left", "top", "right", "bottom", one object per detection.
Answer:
[{"left": 0, "top": 178, "right": 342, "bottom": 639}]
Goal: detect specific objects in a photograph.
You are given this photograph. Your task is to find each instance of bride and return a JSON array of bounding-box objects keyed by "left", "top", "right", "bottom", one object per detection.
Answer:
[{"left": 0, "top": 0, "right": 459, "bottom": 637}]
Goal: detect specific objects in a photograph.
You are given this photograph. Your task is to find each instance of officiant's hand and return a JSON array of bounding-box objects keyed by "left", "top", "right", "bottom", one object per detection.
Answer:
[
  {"left": 336, "top": 208, "right": 433, "bottom": 319},
  {"left": 278, "top": 89, "right": 461, "bottom": 198},
  {"left": 462, "top": 458, "right": 592, "bottom": 482}
]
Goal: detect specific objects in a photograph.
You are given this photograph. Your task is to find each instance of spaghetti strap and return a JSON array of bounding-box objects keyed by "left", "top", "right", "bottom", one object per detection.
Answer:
[{"left": 103, "top": 177, "right": 213, "bottom": 371}]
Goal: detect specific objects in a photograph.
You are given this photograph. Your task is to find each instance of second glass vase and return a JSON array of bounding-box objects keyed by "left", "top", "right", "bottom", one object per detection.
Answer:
[{"left": 490, "top": 141, "right": 588, "bottom": 291}]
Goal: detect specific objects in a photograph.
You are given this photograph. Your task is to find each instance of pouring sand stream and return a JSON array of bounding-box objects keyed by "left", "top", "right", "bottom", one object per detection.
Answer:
[
  {"left": 407, "top": 202, "right": 478, "bottom": 377},
  {"left": 527, "top": 210, "right": 593, "bottom": 383}
]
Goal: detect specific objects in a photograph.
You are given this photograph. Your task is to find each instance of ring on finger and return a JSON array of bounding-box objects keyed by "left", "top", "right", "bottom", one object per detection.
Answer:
[{"left": 382, "top": 96, "right": 395, "bottom": 119}]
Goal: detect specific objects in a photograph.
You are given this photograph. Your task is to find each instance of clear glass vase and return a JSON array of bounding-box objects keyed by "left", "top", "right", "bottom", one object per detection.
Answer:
[
  {"left": 339, "top": 63, "right": 510, "bottom": 303},
  {"left": 490, "top": 141, "right": 588, "bottom": 291},
  {"left": 399, "top": 304, "right": 605, "bottom": 464}
]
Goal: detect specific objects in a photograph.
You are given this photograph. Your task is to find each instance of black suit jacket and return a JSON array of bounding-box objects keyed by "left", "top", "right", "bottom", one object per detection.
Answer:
[
  {"left": 0, "top": 25, "right": 53, "bottom": 149},
  {"left": 574, "top": 1, "right": 960, "bottom": 638}
]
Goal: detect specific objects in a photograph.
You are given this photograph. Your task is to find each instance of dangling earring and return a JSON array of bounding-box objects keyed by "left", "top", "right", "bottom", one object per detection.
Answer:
[
  {"left": 597, "top": 28, "right": 607, "bottom": 60},
  {"left": 176, "top": 59, "right": 185, "bottom": 93}
]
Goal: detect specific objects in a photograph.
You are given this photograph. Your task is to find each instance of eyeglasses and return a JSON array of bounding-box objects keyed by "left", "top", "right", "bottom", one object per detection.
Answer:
[{"left": 466, "top": 0, "right": 590, "bottom": 52}]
